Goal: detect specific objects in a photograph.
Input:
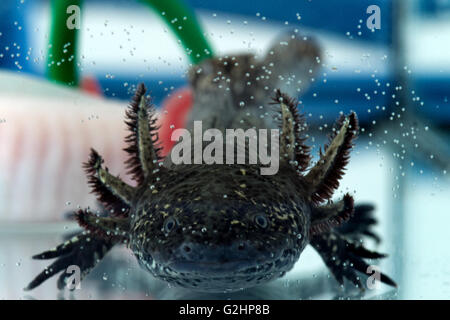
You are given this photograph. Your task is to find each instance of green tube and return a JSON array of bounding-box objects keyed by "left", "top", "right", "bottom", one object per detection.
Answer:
[
  {"left": 46, "top": 0, "right": 213, "bottom": 86},
  {"left": 139, "top": 0, "right": 214, "bottom": 64},
  {"left": 47, "top": 0, "right": 82, "bottom": 86}
]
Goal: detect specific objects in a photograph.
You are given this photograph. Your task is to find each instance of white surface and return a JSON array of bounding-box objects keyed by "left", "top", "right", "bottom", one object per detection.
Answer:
[{"left": 0, "top": 72, "right": 132, "bottom": 221}]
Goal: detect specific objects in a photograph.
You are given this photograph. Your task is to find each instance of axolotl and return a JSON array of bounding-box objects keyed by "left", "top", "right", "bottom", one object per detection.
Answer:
[{"left": 26, "top": 33, "right": 396, "bottom": 293}]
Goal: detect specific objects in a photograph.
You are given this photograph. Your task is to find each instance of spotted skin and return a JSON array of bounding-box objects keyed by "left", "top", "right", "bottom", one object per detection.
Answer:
[
  {"left": 129, "top": 164, "right": 310, "bottom": 291},
  {"left": 27, "top": 32, "right": 396, "bottom": 293}
]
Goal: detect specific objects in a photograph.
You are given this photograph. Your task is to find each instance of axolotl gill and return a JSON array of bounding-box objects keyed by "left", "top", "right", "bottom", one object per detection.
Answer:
[{"left": 26, "top": 32, "right": 396, "bottom": 293}]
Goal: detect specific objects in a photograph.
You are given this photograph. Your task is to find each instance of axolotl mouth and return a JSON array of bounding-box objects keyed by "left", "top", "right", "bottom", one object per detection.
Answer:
[{"left": 135, "top": 241, "right": 302, "bottom": 292}]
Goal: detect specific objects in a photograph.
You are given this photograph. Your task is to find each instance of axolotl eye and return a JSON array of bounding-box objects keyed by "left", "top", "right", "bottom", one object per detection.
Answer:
[
  {"left": 163, "top": 217, "right": 177, "bottom": 234},
  {"left": 254, "top": 214, "right": 269, "bottom": 229}
]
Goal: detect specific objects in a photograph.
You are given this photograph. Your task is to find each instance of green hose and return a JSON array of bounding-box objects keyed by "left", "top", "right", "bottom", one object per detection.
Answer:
[
  {"left": 139, "top": 0, "right": 214, "bottom": 64},
  {"left": 47, "top": 0, "right": 82, "bottom": 86},
  {"left": 46, "top": 0, "right": 214, "bottom": 86}
]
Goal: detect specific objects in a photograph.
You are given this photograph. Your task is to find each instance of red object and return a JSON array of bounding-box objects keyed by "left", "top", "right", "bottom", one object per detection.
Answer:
[
  {"left": 80, "top": 75, "right": 103, "bottom": 96},
  {"left": 158, "top": 87, "right": 193, "bottom": 156}
]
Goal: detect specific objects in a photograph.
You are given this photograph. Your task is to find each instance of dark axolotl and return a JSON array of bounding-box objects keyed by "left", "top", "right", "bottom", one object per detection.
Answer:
[{"left": 26, "top": 33, "right": 396, "bottom": 293}]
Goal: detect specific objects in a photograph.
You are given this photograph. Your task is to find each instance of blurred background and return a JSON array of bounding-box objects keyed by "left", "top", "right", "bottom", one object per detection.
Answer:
[{"left": 0, "top": 0, "right": 449, "bottom": 299}]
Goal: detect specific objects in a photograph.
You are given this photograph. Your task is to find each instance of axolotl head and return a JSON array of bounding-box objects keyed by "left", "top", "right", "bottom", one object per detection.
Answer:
[{"left": 129, "top": 164, "right": 310, "bottom": 292}]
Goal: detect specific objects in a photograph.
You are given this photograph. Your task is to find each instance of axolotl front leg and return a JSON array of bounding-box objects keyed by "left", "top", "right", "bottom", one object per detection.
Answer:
[{"left": 310, "top": 203, "right": 397, "bottom": 290}]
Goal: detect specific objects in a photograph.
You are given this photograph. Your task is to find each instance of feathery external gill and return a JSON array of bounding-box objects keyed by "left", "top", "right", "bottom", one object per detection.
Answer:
[
  {"left": 305, "top": 113, "right": 359, "bottom": 204},
  {"left": 124, "top": 83, "right": 163, "bottom": 186},
  {"left": 272, "top": 89, "right": 311, "bottom": 173}
]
